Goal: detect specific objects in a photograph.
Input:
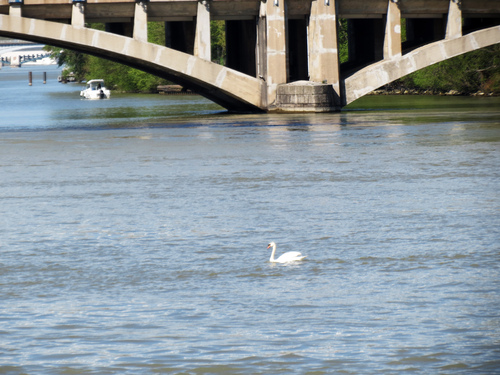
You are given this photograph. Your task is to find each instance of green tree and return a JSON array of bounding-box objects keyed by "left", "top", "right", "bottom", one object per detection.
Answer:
[
  {"left": 46, "top": 22, "right": 171, "bottom": 92},
  {"left": 399, "top": 45, "right": 500, "bottom": 94},
  {"left": 148, "top": 21, "right": 166, "bottom": 46},
  {"left": 43, "top": 45, "right": 88, "bottom": 81},
  {"left": 211, "top": 20, "right": 226, "bottom": 65},
  {"left": 84, "top": 22, "right": 170, "bottom": 92},
  {"left": 338, "top": 18, "right": 348, "bottom": 64}
]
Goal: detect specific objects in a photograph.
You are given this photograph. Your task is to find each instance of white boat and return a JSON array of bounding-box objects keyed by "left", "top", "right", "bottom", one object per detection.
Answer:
[{"left": 80, "top": 79, "right": 110, "bottom": 99}]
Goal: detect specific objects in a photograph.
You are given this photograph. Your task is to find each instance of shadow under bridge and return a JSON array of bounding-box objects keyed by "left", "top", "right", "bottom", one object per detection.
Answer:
[{"left": 0, "top": 15, "right": 265, "bottom": 112}]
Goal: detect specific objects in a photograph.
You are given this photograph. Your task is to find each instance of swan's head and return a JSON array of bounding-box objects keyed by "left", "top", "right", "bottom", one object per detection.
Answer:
[{"left": 267, "top": 242, "right": 276, "bottom": 249}]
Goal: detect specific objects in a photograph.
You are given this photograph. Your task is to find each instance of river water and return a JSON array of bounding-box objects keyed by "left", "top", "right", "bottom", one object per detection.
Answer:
[{"left": 1, "top": 65, "right": 499, "bottom": 374}]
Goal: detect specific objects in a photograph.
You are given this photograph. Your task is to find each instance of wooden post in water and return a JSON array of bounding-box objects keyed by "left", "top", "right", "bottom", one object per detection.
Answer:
[
  {"left": 43, "top": 72, "right": 47, "bottom": 84},
  {"left": 29, "top": 71, "right": 32, "bottom": 86}
]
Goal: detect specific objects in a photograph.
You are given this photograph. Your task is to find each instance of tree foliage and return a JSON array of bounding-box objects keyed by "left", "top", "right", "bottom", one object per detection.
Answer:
[
  {"left": 398, "top": 45, "right": 500, "bottom": 94},
  {"left": 338, "top": 19, "right": 349, "bottom": 64},
  {"left": 45, "top": 22, "right": 170, "bottom": 92},
  {"left": 43, "top": 45, "right": 88, "bottom": 81},
  {"left": 211, "top": 20, "right": 226, "bottom": 65}
]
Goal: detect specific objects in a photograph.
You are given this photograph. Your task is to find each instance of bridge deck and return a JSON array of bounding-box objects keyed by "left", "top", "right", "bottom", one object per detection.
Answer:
[{"left": 1, "top": 0, "right": 499, "bottom": 23}]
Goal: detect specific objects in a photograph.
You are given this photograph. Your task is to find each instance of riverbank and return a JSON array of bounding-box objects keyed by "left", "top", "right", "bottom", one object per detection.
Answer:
[
  {"left": 369, "top": 86, "right": 499, "bottom": 97},
  {"left": 156, "top": 84, "right": 498, "bottom": 98},
  {"left": 156, "top": 84, "right": 193, "bottom": 95},
  {"left": 157, "top": 85, "right": 498, "bottom": 99}
]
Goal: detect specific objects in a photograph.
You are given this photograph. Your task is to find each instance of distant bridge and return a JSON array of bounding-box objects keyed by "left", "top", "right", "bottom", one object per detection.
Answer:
[
  {"left": 0, "top": 42, "right": 52, "bottom": 66},
  {"left": 0, "top": 38, "right": 37, "bottom": 46},
  {"left": 0, "top": 0, "right": 499, "bottom": 112}
]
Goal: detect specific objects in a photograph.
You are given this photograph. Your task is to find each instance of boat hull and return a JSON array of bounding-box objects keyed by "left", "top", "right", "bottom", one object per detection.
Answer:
[
  {"left": 80, "top": 89, "right": 110, "bottom": 99},
  {"left": 80, "top": 79, "right": 111, "bottom": 99}
]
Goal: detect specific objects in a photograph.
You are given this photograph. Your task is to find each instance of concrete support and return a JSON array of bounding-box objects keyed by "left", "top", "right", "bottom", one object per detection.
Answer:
[
  {"left": 256, "top": 5, "right": 268, "bottom": 106},
  {"left": 383, "top": 0, "right": 402, "bottom": 59},
  {"left": 263, "top": 0, "right": 287, "bottom": 105},
  {"left": 275, "top": 81, "right": 338, "bottom": 112},
  {"left": 194, "top": 0, "right": 211, "bottom": 61},
  {"left": 71, "top": 3, "right": 85, "bottom": 28},
  {"left": 133, "top": 1, "right": 148, "bottom": 43},
  {"left": 9, "top": 4, "right": 22, "bottom": 17},
  {"left": 446, "top": 0, "right": 462, "bottom": 39},
  {"left": 256, "top": 4, "right": 267, "bottom": 80},
  {"left": 308, "top": 0, "right": 340, "bottom": 93}
]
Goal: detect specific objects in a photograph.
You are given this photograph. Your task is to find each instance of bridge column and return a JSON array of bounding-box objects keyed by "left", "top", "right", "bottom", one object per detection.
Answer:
[
  {"left": 11, "top": 55, "right": 20, "bottom": 67},
  {"left": 308, "top": 0, "right": 340, "bottom": 94},
  {"left": 71, "top": 1, "right": 85, "bottom": 28},
  {"left": 261, "top": 0, "right": 287, "bottom": 105},
  {"left": 133, "top": 1, "right": 148, "bottom": 43},
  {"left": 9, "top": 1, "right": 22, "bottom": 17},
  {"left": 384, "top": 0, "right": 402, "bottom": 59},
  {"left": 194, "top": 0, "right": 211, "bottom": 61},
  {"left": 446, "top": 0, "right": 462, "bottom": 39}
]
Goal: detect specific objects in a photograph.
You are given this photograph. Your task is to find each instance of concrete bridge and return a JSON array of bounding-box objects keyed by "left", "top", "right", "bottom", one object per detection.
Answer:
[{"left": 0, "top": 0, "right": 499, "bottom": 112}]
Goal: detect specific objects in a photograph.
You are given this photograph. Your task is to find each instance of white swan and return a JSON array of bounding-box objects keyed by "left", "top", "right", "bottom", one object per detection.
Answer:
[{"left": 267, "top": 242, "right": 306, "bottom": 263}]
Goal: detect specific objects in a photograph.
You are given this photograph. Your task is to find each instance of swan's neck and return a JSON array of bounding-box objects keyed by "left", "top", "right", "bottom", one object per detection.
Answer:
[{"left": 269, "top": 244, "right": 277, "bottom": 262}]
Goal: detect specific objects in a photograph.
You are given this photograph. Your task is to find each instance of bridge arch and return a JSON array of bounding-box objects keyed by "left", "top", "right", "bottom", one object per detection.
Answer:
[
  {"left": 344, "top": 26, "right": 500, "bottom": 106},
  {"left": 0, "top": 15, "right": 265, "bottom": 112}
]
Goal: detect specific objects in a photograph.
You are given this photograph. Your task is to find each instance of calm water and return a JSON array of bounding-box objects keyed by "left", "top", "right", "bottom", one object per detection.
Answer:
[{"left": 1, "top": 66, "right": 499, "bottom": 374}]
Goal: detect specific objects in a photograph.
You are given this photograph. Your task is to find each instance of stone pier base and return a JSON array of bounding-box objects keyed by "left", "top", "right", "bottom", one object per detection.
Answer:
[{"left": 272, "top": 81, "right": 341, "bottom": 112}]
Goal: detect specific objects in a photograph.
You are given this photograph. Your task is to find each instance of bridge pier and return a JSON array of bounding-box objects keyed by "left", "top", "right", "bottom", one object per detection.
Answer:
[
  {"left": 133, "top": 1, "right": 148, "bottom": 42},
  {"left": 9, "top": 2, "right": 21, "bottom": 17},
  {"left": 261, "top": 0, "right": 287, "bottom": 107},
  {"left": 71, "top": 2, "right": 85, "bottom": 28},
  {"left": 384, "top": 0, "right": 402, "bottom": 59},
  {"left": 269, "top": 0, "right": 343, "bottom": 112},
  {"left": 446, "top": 0, "right": 462, "bottom": 39},
  {"left": 194, "top": 0, "right": 210, "bottom": 60},
  {"left": 308, "top": 0, "right": 340, "bottom": 89}
]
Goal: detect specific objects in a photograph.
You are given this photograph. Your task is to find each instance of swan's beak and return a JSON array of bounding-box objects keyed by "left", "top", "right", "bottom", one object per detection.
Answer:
[{"left": 267, "top": 244, "right": 271, "bottom": 249}]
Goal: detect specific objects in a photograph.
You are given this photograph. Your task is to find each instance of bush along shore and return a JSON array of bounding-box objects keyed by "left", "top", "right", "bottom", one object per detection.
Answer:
[
  {"left": 371, "top": 44, "right": 500, "bottom": 97},
  {"left": 156, "top": 85, "right": 193, "bottom": 95},
  {"left": 369, "top": 86, "right": 499, "bottom": 97}
]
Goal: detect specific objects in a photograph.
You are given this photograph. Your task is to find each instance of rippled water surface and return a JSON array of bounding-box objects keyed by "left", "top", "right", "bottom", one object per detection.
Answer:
[{"left": 1, "top": 66, "right": 499, "bottom": 374}]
